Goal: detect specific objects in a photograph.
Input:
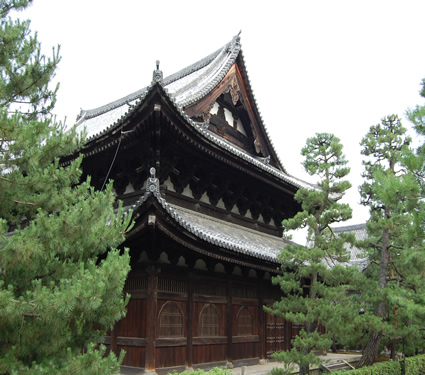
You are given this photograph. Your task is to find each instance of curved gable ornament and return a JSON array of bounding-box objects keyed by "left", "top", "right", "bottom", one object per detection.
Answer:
[{"left": 224, "top": 75, "right": 241, "bottom": 106}]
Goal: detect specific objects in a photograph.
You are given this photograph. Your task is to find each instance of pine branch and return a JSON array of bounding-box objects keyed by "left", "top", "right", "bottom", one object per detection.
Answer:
[{"left": 14, "top": 199, "right": 35, "bottom": 206}]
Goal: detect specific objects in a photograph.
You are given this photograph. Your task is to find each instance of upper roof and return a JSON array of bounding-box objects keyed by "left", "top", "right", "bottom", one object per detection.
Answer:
[
  {"left": 73, "top": 33, "right": 315, "bottom": 192},
  {"left": 74, "top": 34, "right": 241, "bottom": 140}
]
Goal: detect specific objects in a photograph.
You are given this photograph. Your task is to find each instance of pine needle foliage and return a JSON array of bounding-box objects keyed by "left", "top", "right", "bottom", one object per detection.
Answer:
[
  {"left": 0, "top": 2, "right": 132, "bottom": 373},
  {"left": 356, "top": 114, "right": 425, "bottom": 368},
  {"left": 268, "top": 133, "right": 359, "bottom": 375}
]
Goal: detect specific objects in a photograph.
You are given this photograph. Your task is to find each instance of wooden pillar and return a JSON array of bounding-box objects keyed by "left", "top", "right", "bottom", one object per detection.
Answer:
[
  {"left": 226, "top": 274, "right": 233, "bottom": 368},
  {"left": 145, "top": 265, "right": 159, "bottom": 372},
  {"left": 186, "top": 272, "right": 194, "bottom": 369},
  {"left": 110, "top": 324, "right": 118, "bottom": 357},
  {"left": 258, "top": 277, "right": 265, "bottom": 363}
]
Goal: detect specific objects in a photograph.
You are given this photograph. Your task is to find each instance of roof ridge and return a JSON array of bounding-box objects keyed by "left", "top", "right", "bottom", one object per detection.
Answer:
[{"left": 77, "top": 38, "right": 232, "bottom": 122}]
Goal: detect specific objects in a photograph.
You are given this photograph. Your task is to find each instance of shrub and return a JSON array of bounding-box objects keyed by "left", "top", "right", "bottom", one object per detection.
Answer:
[
  {"left": 332, "top": 354, "right": 425, "bottom": 375},
  {"left": 168, "top": 367, "right": 231, "bottom": 375}
]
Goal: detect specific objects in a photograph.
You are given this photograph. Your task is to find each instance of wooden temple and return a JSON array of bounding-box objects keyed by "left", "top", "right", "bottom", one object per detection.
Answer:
[{"left": 62, "top": 33, "right": 312, "bottom": 373}]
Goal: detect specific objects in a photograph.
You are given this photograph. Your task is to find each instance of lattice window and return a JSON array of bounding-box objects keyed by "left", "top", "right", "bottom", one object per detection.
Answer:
[
  {"left": 158, "top": 302, "right": 184, "bottom": 338},
  {"left": 158, "top": 278, "right": 186, "bottom": 294},
  {"left": 124, "top": 276, "right": 147, "bottom": 291},
  {"left": 237, "top": 306, "right": 253, "bottom": 336},
  {"left": 200, "top": 304, "right": 220, "bottom": 337}
]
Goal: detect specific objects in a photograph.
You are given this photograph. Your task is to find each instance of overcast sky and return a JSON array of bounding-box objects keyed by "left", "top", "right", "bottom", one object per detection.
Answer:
[{"left": 21, "top": 0, "right": 425, "bottom": 234}]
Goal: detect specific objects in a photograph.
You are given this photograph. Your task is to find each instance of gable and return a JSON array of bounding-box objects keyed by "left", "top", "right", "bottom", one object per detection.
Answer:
[{"left": 183, "top": 60, "right": 280, "bottom": 169}]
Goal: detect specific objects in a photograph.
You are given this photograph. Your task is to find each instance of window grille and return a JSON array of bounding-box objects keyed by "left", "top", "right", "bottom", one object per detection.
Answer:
[
  {"left": 159, "top": 303, "right": 184, "bottom": 338},
  {"left": 237, "top": 306, "right": 253, "bottom": 335},
  {"left": 200, "top": 304, "right": 220, "bottom": 336}
]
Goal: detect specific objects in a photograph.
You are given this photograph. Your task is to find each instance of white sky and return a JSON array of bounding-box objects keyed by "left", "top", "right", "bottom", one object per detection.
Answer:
[{"left": 21, "top": 0, "right": 425, "bottom": 238}]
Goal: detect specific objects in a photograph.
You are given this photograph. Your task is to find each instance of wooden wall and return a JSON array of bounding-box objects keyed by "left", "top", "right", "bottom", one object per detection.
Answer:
[{"left": 112, "top": 269, "right": 289, "bottom": 371}]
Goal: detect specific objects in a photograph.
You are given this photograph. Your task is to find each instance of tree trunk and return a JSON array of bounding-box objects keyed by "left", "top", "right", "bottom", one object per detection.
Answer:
[
  {"left": 298, "top": 321, "right": 314, "bottom": 375},
  {"left": 299, "top": 364, "right": 309, "bottom": 375},
  {"left": 357, "top": 330, "right": 382, "bottom": 368},
  {"left": 357, "top": 226, "right": 391, "bottom": 368}
]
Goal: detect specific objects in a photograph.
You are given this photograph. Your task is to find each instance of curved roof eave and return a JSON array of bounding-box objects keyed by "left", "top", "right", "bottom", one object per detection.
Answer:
[
  {"left": 74, "top": 33, "right": 316, "bottom": 191},
  {"left": 127, "top": 168, "right": 291, "bottom": 266}
]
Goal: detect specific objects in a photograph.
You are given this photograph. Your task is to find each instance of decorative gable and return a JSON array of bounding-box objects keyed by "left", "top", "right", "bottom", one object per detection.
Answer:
[{"left": 184, "top": 62, "right": 269, "bottom": 162}]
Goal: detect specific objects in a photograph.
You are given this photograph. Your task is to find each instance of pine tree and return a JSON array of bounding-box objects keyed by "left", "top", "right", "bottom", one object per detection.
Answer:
[
  {"left": 268, "top": 133, "right": 357, "bottom": 375},
  {"left": 356, "top": 114, "right": 425, "bottom": 367},
  {"left": 0, "top": 2, "right": 132, "bottom": 373}
]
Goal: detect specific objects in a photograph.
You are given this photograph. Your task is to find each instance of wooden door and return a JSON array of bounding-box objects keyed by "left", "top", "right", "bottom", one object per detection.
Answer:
[{"left": 265, "top": 312, "right": 285, "bottom": 358}]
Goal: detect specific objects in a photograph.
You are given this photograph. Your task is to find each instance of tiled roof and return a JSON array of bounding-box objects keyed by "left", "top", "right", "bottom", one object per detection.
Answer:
[
  {"left": 74, "top": 33, "right": 315, "bottom": 192},
  {"left": 333, "top": 223, "right": 368, "bottom": 267},
  {"left": 126, "top": 168, "right": 291, "bottom": 265}
]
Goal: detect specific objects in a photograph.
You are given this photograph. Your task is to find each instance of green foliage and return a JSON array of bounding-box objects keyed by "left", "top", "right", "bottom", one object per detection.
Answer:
[
  {"left": 332, "top": 354, "right": 425, "bottom": 375},
  {"left": 269, "top": 365, "right": 295, "bottom": 375},
  {"left": 333, "top": 360, "right": 401, "bottom": 375},
  {"left": 268, "top": 133, "right": 359, "bottom": 375},
  {"left": 168, "top": 367, "right": 232, "bottom": 375},
  {"left": 0, "top": 2, "right": 132, "bottom": 373},
  {"left": 357, "top": 115, "right": 425, "bottom": 367}
]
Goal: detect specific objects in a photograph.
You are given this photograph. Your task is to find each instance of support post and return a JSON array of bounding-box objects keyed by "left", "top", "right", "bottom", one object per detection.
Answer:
[
  {"left": 226, "top": 274, "right": 233, "bottom": 368},
  {"left": 186, "top": 272, "right": 194, "bottom": 369},
  {"left": 258, "top": 277, "right": 265, "bottom": 363},
  {"left": 145, "top": 265, "right": 159, "bottom": 373}
]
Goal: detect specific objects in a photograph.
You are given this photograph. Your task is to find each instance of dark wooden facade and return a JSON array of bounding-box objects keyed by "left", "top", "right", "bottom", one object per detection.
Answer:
[
  {"left": 65, "top": 34, "right": 308, "bottom": 372},
  {"left": 105, "top": 262, "right": 301, "bottom": 371}
]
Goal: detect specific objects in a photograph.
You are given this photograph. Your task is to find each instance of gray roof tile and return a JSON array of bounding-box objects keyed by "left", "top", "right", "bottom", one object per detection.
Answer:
[
  {"left": 74, "top": 34, "right": 315, "bottom": 192},
  {"left": 128, "top": 168, "right": 291, "bottom": 264}
]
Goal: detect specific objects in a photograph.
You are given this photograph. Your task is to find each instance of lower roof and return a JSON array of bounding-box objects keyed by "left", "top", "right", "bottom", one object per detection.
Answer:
[{"left": 127, "top": 168, "right": 291, "bottom": 265}]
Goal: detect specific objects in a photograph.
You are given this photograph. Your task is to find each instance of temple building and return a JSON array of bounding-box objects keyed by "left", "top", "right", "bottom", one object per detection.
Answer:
[{"left": 62, "top": 33, "right": 313, "bottom": 373}]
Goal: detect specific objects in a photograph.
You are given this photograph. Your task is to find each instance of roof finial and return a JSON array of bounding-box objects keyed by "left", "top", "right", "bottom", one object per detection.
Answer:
[
  {"left": 152, "top": 60, "right": 163, "bottom": 84},
  {"left": 227, "top": 31, "right": 241, "bottom": 52}
]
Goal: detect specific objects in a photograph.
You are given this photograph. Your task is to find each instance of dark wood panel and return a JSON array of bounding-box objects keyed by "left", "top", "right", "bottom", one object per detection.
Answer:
[
  {"left": 232, "top": 335, "right": 259, "bottom": 344},
  {"left": 155, "top": 346, "right": 186, "bottom": 368},
  {"left": 232, "top": 342, "right": 259, "bottom": 361},
  {"left": 116, "top": 299, "right": 146, "bottom": 338},
  {"left": 193, "top": 344, "right": 227, "bottom": 364},
  {"left": 119, "top": 345, "right": 145, "bottom": 368}
]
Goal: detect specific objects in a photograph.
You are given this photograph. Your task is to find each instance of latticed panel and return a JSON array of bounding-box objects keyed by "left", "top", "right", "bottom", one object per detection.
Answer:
[
  {"left": 276, "top": 316, "right": 285, "bottom": 352},
  {"left": 233, "top": 287, "right": 257, "bottom": 299},
  {"left": 237, "top": 306, "right": 253, "bottom": 336},
  {"left": 159, "top": 303, "right": 184, "bottom": 338},
  {"left": 124, "top": 276, "right": 148, "bottom": 291},
  {"left": 158, "top": 278, "right": 187, "bottom": 294},
  {"left": 194, "top": 283, "right": 226, "bottom": 297},
  {"left": 266, "top": 313, "right": 285, "bottom": 357},
  {"left": 266, "top": 312, "right": 276, "bottom": 358},
  {"left": 200, "top": 304, "right": 220, "bottom": 337}
]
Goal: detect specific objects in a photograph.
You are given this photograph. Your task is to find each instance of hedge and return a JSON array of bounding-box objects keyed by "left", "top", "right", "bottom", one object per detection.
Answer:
[{"left": 332, "top": 354, "right": 425, "bottom": 375}]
